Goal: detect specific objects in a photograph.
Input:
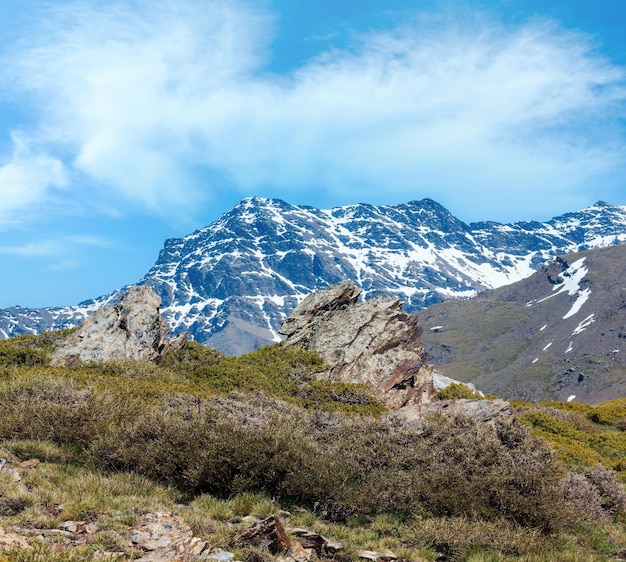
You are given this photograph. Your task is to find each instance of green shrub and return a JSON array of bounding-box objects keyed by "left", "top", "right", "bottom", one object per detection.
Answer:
[
  {"left": 437, "top": 382, "right": 483, "bottom": 400},
  {"left": 0, "top": 371, "right": 578, "bottom": 532},
  {"left": 518, "top": 406, "right": 626, "bottom": 473},
  {"left": 0, "top": 328, "right": 77, "bottom": 367},
  {"left": 0, "top": 340, "right": 48, "bottom": 366}
]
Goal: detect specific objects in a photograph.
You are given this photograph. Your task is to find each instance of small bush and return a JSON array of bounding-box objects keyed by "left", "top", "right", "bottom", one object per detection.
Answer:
[
  {"left": 564, "top": 473, "right": 609, "bottom": 522},
  {"left": 517, "top": 408, "right": 626, "bottom": 472},
  {"left": 0, "top": 328, "right": 77, "bottom": 367},
  {"left": 296, "top": 381, "right": 386, "bottom": 415},
  {"left": 437, "top": 382, "right": 482, "bottom": 400},
  {"left": 585, "top": 464, "right": 626, "bottom": 516},
  {"left": 0, "top": 342, "right": 47, "bottom": 366}
]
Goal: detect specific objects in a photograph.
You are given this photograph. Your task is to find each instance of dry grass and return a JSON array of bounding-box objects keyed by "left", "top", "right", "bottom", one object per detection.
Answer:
[{"left": 1, "top": 331, "right": 626, "bottom": 560}]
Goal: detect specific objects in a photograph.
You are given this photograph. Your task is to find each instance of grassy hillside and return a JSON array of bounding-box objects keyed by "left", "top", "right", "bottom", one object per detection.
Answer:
[
  {"left": 1, "top": 333, "right": 626, "bottom": 560},
  {"left": 420, "top": 245, "right": 626, "bottom": 404}
]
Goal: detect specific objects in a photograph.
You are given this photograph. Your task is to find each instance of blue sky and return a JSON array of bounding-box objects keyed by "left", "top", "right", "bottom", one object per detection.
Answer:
[{"left": 1, "top": 0, "right": 625, "bottom": 308}]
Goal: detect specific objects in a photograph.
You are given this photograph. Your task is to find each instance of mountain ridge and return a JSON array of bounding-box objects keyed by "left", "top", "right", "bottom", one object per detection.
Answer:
[{"left": 2, "top": 197, "right": 626, "bottom": 354}]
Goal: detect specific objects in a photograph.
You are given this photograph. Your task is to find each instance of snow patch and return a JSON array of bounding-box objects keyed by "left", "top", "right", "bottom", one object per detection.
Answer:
[
  {"left": 563, "top": 287, "right": 591, "bottom": 319},
  {"left": 565, "top": 342, "right": 574, "bottom": 353},
  {"left": 250, "top": 296, "right": 283, "bottom": 342},
  {"left": 567, "top": 395, "right": 576, "bottom": 402},
  {"left": 543, "top": 342, "right": 552, "bottom": 351},
  {"left": 572, "top": 314, "right": 595, "bottom": 336},
  {"left": 535, "top": 257, "right": 591, "bottom": 319},
  {"left": 539, "top": 324, "right": 547, "bottom": 331}
]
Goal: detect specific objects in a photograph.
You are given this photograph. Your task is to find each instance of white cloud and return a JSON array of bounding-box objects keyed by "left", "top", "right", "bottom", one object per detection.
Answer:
[
  {"left": 0, "top": 133, "right": 67, "bottom": 226},
  {"left": 1, "top": 1, "right": 625, "bottom": 223},
  {"left": 0, "top": 240, "right": 63, "bottom": 257}
]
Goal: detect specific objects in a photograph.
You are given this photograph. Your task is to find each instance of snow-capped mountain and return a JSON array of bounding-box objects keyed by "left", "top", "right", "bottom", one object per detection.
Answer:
[{"left": 2, "top": 197, "right": 626, "bottom": 354}]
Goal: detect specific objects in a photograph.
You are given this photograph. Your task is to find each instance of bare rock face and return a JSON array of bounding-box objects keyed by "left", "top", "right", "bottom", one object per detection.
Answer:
[
  {"left": 51, "top": 286, "right": 186, "bottom": 366},
  {"left": 393, "top": 398, "right": 514, "bottom": 425},
  {"left": 279, "top": 282, "right": 437, "bottom": 410}
]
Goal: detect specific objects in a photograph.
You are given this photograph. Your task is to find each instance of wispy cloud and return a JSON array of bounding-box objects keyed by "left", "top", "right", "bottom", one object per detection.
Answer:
[
  {"left": 0, "top": 235, "right": 115, "bottom": 257},
  {"left": 0, "top": 0, "right": 624, "bottom": 224},
  {"left": 0, "top": 240, "right": 63, "bottom": 257},
  {"left": 48, "top": 259, "right": 81, "bottom": 271}
]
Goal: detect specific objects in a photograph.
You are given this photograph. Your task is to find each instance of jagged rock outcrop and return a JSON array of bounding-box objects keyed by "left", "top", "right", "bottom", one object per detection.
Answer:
[
  {"left": 50, "top": 286, "right": 186, "bottom": 366},
  {"left": 279, "top": 282, "right": 437, "bottom": 410},
  {"left": 236, "top": 516, "right": 291, "bottom": 555}
]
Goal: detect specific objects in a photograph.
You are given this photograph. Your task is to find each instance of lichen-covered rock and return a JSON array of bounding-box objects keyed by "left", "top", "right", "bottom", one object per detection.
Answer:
[
  {"left": 393, "top": 398, "right": 514, "bottom": 424},
  {"left": 279, "top": 282, "right": 437, "bottom": 410},
  {"left": 127, "top": 512, "right": 222, "bottom": 561},
  {"left": 50, "top": 286, "right": 186, "bottom": 366}
]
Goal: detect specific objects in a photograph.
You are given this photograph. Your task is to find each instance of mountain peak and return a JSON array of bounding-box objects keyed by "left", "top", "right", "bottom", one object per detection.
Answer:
[
  {"left": 2, "top": 197, "right": 626, "bottom": 354},
  {"left": 404, "top": 198, "right": 452, "bottom": 212}
]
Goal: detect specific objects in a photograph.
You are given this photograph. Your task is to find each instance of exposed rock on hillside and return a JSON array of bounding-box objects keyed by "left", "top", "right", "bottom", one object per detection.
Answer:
[
  {"left": 50, "top": 286, "right": 186, "bottom": 366},
  {"left": 394, "top": 399, "right": 514, "bottom": 425},
  {"left": 279, "top": 282, "right": 437, "bottom": 410}
]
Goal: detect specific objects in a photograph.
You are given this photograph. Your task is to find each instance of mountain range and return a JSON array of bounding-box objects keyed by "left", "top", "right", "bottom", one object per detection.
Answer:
[{"left": 2, "top": 197, "right": 626, "bottom": 358}]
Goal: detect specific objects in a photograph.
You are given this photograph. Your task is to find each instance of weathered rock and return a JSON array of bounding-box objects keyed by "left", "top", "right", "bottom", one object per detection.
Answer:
[
  {"left": 199, "top": 548, "right": 236, "bottom": 562},
  {"left": 358, "top": 550, "right": 398, "bottom": 562},
  {"left": 19, "top": 459, "right": 40, "bottom": 470},
  {"left": 236, "top": 516, "right": 291, "bottom": 554},
  {"left": 60, "top": 520, "right": 98, "bottom": 535},
  {"left": 4, "top": 468, "right": 21, "bottom": 483},
  {"left": 51, "top": 286, "right": 186, "bottom": 366},
  {"left": 128, "top": 512, "right": 219, "bottom": 561},
  {"left": 279, "top": 282, "right": 437, "bottom": 410},
  {"left": 283, "top": 542, "right": 314, "bottom": 562},
  {"left": 288, "top": 528, "right": 343, "bottom": 557},
  {"left": 128, "top": 512, "right": 194, "bottom": 551},
  {"left": 394, "top": 398, "right": 514, "bottom": 424},
  {"left": 0, "top": 527, "right": 31, "bottom": 550}
]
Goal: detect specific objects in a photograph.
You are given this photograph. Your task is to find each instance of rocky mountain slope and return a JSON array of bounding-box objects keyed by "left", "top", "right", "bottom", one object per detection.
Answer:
[
  {"left": 420, "top": 243, "right": 626, "bottom": 403},
  {"left": 2, "top": 197, "right": 626, "bottom": 354}
]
